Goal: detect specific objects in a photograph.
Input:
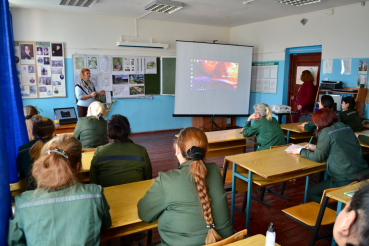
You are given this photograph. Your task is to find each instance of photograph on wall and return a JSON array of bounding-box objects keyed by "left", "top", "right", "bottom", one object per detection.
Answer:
[
  {"left": 44, "top": 57, "right": 50, "bottom": 65},
  {"left": 22, "top": 76, "right": 36, "bottom": 86},
  {"left": 129, "top": 74, "right": 144, "bottom": 84},
  {"left": 145, "top": 57, "right": 157, "bottom": 74},
  {"left": 39, "top": 77, "right": 51, "bottom": 85},
  {"left": 296, "top": 66, "right": 319, "bottom": 86},
  {"left": 39, "top": 85, "right": 53, "bottom": 98},
  {"left": 30, "top": 86, "right": 37, "bottom": 97},
  {"left": 52, "top": 86, "right": 66, "bottom": 97},
  {"left": 129, "top": 85, "right": 145, "bottom": 97},
  {"left": 21, "top": 86, "right": 30, "bottom": 98},
  {"left": 51, "top": 43, "right": 63, "bottom": 57},
  {"left": 36, "top": 47, "right": 43, "bottom": 56},
  {"left": 38, "top": 65, "right": 50, "bottom": 76},
  {"left": 73, "top": 55, "right": 86, "bottom": 74},
  {"left": 357, "top": 75, "right": 368, "bottom": 88},
  {"left": 99, "top": 55, "right": 112, "bottom": 73},
  {"left": 20, "top": 43, "right": 35, "bottom": 64},
  {"left": 113, "top": 85, "right": 129, "bottom": 98},
  {"left": 97, "top": 74, "right": 113, "bottom": 91},
  {"left": 52, "top": 67, "right": 63, "bottom": 74},
  {"left": 53, "top": 74, "right": 65, "bottom": 86},
  {"left": 112, "top": 57, "right": 123, "bottom": 72},
  {"left": 359, "top": 60, "right": 368, "bottom": 75},
  {"left": 87, "top": 56, "right": 99, "bottom": 74},
  {"left": 37, "top": 57, "right": 44, "bottom": 65},
  {"left": 123, "top": 57, "right": 135, "bottom": 73},
  {"left": 51, "top": 59, "right": 63, "bottom": 67},
  {"left": 21, "top": 65, "right": 35, "bottom": 77},
  {"left": 112, "top": 74, "right": 128, "bottom": 84},
  {"left": 44, "top": 47, "right": 49, "bottom": 56}
]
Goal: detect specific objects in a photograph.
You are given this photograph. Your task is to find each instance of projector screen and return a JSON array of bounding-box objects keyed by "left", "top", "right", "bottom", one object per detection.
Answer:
[{"left": 174, "top": 41, "right": 253, "bottom": 116}]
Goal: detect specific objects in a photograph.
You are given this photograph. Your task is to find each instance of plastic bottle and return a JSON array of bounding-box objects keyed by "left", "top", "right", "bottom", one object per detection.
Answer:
[
  {"left": 265, "top": 222, "right": 276, "bottom": 246},
  {"left": 54, "top": 111, "right": 60, "bottom": 127}
]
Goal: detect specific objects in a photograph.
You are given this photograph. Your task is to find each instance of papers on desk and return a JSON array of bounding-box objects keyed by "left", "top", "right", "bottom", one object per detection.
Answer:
[
  {"left": 344, "top": 190, "right": 358, "bottom": 198},
  {"left": 284, "top": 144, "right": 305, "bottom": 152}
]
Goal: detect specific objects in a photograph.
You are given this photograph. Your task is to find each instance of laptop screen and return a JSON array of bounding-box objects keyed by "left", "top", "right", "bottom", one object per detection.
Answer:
[{"left": 54, "top": 107, "right": 78, "bottom": 123}]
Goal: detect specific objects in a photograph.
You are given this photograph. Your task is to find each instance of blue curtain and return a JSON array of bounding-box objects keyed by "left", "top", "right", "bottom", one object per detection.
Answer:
[{"left": 0, "top": 0, "right": 28, "bottom": 244}]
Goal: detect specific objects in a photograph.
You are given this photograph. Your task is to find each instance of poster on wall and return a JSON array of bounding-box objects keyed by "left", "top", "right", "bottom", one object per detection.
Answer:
[
  {"left": 87, "top": 56, "right": 99, "bottom": 74},
  {"left": 323, "top": 59, "right": 333, "bottom": 74},
  {"left": 20, "top": 43, "right": 35, "bottom": 64},
  {"left": 99, "top": 56, "right": 112, "bottom": 74},
  {"left": 145, "top": 57, "right": 157, "bottom": 74},
  {"left": 73, "top": 55, "right": 86, "bottom": 75},
  {"left": 112, "top": 57, "right": 123, "bottom": 72},
  {"left": 296, "top": 66, "right": 319, "bottom": 86},
  {"left": 341, "top": 58, "right": 352, "bottom": 75},
  {"left": 251, "top": 62, "right": 279, "bottom": 94}
]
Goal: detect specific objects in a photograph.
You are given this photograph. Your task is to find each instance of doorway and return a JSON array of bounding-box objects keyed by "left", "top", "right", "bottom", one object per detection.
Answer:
[{"left": 287, "top": 52, "right": 322, "bottom": 123}]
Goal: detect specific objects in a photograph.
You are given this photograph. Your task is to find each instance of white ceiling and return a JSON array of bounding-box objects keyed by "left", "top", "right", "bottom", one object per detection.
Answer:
[{"left": 9, "top": 0, "right": 364, "bottom": 27}]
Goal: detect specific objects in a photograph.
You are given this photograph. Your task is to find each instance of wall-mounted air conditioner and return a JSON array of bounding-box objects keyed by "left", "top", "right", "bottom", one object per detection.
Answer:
[{"left": 116, "top": 41, "right": 169, "bottom": 49}]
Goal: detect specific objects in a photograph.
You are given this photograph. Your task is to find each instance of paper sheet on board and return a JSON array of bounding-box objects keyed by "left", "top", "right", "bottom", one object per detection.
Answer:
[
  {"left": 323, "top": 59, "right": 333, "bottom": 74},
  {"left": 341, "top": 58, "right": 352, "bottom": 75}
]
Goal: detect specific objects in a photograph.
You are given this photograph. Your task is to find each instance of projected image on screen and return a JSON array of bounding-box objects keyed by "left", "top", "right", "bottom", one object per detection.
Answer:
[{"left": 191, "top": 60, "right": 238, "bottom": 90}]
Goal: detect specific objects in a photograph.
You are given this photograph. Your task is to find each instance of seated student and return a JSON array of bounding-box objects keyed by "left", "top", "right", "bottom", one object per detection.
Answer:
[
  {"left": 287, "top": 108, "right": 369, "bottom": 203},
  {"left": 340, "top": 96, "right": 363, "bottom": 132},
  {"left": 138, "top": 127, "right": 233, "bottom": 245},
  {"left": 299, "top": 95, "right": 335, "bottom": 132},
  {"left": 73, "top": 101, "right": 109, "bottom": 148},
  {"left": 23, "top": 105, "right": 38, "bottom": 141},
  {"left": 333, "top": 182, "right": 369, "bottom": 246},
  {"left": 89, "top": 114, "right": 152, "bottom": 187},
  {"left": 17, "top": 115, "right": 55, "bottom": 190},
  {"left": 8, "top": 134, "right": 111, "bottom": 246},
  {"left": 243, "top": 103, "right": 285, "bottom": 151}
]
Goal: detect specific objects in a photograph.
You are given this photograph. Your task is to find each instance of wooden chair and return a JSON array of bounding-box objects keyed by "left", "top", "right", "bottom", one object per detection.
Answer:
[
  {"left": 282, "top": 182, "right": 357, "bottom": 246},
  {"left": 203, "top": 229, "right": 247, "bottom": 246},
  {"left": 10, "top": 179, "right": 26, "bottom": 197},
  {"left": 82, "top": 148, "right": 96, "bottom": 152}
]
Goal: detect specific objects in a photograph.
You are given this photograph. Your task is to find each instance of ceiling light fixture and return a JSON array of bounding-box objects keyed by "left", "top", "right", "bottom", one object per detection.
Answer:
[
  {"left": 59, "top": 0, "right": 98, "bottom": 7},
  {"left": 144, "top": 0, "right": 183, "bottom": 14},
  {"left": 243, "top": 0, "right": 255, "bottom": 4},
  {"left": 275, "top": 0, "right": 322, "bottom": 6}
]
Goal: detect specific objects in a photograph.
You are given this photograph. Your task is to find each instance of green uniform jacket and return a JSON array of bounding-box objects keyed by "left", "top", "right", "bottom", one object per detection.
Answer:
[
  {"left": 304, "top": 122, "right": 317, "bottom": 132},
  {"left": 89, "top": 140, "right": 152, "bottom": 188},
  {"left": 359, "top": 135, "right": 369, "bottom": 145},
  {"left": 7, "top": 183, "right": 111, "bottom": 246},
  {"left": 73, "top": 116, "right": 108, "bottom": 148},
  {"left": 16, "top": 139, "right": 51, "bottom": 190},
  {"left": 300, "top": 122, "right": 369, "bottom": 182},
  {"left": 340, "top": 109, "right": 363, "bottom": 132},
  {"left": 243, "top": 116, "right": 285, "bottom": 151},
  {"left": 137, "top": 161, "right": 233, "bottom": 246}
]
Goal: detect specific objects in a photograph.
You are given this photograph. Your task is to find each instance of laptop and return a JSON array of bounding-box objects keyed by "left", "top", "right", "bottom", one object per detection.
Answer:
[{"left": 54, "top": 107, "right": 78, "bottom": 125}]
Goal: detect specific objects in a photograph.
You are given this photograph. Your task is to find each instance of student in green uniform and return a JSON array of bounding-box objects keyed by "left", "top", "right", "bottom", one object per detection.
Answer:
[
  {"left": 287, "top": 108, "right": 369, "bottom": 203},
  {"left": 138, "top": 127, "right": 233, "bottom": 245},
  {"left": 243, "top": 103, "right": 285, "bottom": 151},
  {"left": 89, "top": 114, "right": 152, "bottom": 187},
  {"left": 333, "top": 182, "right": 369, "bottom": 246},
  {"left": 340, "top": 96, "right": 363, "bottom": 132},
  {"left": 8, "top": 134, "right": 111, "bottom": 246},
  {"left": 73, "top": 101, "right": 109, "bottom": 148},
  {"left": 298, "top": 95, "right": 335, "bottom": 132},
  {"left": 16, "top": 115, "right": 55, "bottom": 190}
]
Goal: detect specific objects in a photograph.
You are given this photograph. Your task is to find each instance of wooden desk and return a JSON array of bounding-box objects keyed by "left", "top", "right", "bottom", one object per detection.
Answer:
[
  {"left": 227, "top": 234, "right": 281, "bottom": 246},
  {"left": 80, "top": 151, "right": 95, "bottom": 173},
  {"left": 280, "top": 122, "right": 314, "bottom": 144},
  {"left": 55, "top": 123, "right": 76, "bottom": 134},
  {"left": 100, "top": 179, "right": 157, "bottom": 242},
  {"left": 227, "top": 142, "right": 326, "bottom": 232},
  {"left": 363, "top": 123, "right": 369, "bottom": 129}
]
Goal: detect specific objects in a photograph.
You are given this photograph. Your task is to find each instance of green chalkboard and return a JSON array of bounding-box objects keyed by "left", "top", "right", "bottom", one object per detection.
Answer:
[
  {"left": 144, "top": 57, "right": 161, "bottom": 95},
  {"left": 161, "top": 57, "right": 176, "bottom": 95}
]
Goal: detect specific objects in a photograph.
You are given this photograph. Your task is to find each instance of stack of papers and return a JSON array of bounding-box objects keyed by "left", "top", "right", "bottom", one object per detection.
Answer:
[
  {"left": 284, "top": 144, "right": 305, "bottom": 152},
  {"left": 344, "top": 190, "right": 358, "bottom": 198}
]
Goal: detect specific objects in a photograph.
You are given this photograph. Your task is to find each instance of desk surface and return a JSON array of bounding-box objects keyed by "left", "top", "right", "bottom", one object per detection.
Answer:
[
  {"left": 81, "top": 151, "right": 94, "bottom": 173},
  {"left": 175, "top": 129, "right": 254, "bottom": 143},
  {"left": 225, "top": 142, "right": 325, "bottom": 179},
  {"left": 227, "top": 234, "right": 281, "bottom": 246},
  {"left": 326, "top": 182, "right": 363, "bottom": 204},
  {"left": 280, "top": 122, "right": 310, "bottom": 133}
]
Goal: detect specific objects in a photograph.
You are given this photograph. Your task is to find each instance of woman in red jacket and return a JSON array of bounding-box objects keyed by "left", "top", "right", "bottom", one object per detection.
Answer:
[{"left": 293, "top": 70, "right": 315, "bottom": 122}]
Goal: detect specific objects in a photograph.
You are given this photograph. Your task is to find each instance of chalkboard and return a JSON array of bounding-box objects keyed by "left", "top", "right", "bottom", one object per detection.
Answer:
[
  {"left": 144, "top": 57, "right": 161, "bottom": 95},
  {"left": 161, "top": 57, "right": 176, "bottom": 95}
]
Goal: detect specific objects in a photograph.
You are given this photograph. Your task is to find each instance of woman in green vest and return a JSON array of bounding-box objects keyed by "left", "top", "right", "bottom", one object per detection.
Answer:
[
  {"left": 73, "top": 101, "right": 108, "bottom": 148},
  {"left": 8, "top": 134, "right": 111, "bottom": 246},
  {"left": 340, "top": 96, "right": 363, "bottom": 132},
  {"left": 243, "top": 103, "right": 285, "bottom": 151},
  {"left": 138, "top": 127, "right": 233, "bottom": 245}
]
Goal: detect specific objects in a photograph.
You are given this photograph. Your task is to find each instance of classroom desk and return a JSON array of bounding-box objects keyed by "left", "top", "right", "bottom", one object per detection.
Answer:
[
  {"left": 280, "top": 122, "right": 314, "bottom": 144},
  {"left": 227, "top": 142, "right": 326, "bottom": 232},
  {"left": 100, "top": 179, "right": 157, "bottom": 242},
  {"left": 55, "top": 123, "right": 76, "bottom": 134},
  {"left": 227, "top": 234, "right": 281, "bottom": 246}
]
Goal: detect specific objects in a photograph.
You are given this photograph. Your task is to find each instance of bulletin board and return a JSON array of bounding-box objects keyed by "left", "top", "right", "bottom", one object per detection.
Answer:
[
  {"left": 250, "top": 62, "right": 279, "bottom": 94},
  {"left": 161, "top": 57, "right": 176, "bottom": 95},
  {"left": 15, "top": 41, "right": 66, "bottom": 98}
]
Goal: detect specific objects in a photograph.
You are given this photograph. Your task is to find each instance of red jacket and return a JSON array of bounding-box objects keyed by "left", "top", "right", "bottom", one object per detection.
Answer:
[{"left": 297, "top": 81, "right": 315, "bottom": 107}]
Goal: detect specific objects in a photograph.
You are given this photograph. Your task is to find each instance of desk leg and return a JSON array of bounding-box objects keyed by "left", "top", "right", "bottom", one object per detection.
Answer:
[
  {"left": 245, "top": 170, "right": 253, "bottom": 232},
  {"left": 324, "top": 171, "right": 328, "bottom": 181},
  {"left": 231, "top": 163, "right": 237, "bottom": 225},
  {"left": 222, "top": 160, "right": 228, "bottom": 185},
  {"left": 304, "top": 175, "right": 310, "bottom": 203},
  {"left": 331, "top": 202, "right": 343, "bottom": 246},
  {"left": 286, "top": 130, "right": 290, "bottom": 144},
  {"left": 278, "top": 115, "right": 282, "bottom": 124}
]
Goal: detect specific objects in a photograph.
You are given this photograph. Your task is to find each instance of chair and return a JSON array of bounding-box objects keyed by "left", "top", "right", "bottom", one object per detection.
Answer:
[
  {"left": 82, "top": 148, "right": 96, "bottom": 152},
  {"left": 204, "top": 229, "right": 247, "bottom": 246},
  {"left": 282, "top": 182, "right": 357, "bottom": 246},
  {"left": 299, "top": 113, "right": 313, "bottom": 123}
]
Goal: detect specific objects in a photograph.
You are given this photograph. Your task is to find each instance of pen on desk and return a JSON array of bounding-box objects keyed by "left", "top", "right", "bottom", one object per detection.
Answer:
[{"left": 306, "top": 136, "right": 314, "bottom": 149}]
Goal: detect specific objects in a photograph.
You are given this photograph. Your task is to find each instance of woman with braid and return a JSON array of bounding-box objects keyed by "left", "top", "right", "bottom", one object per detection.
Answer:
[
  {"left": 23, "top": 105, "right": 38, "bottom": 141},
  {"left": 138, "top": 127, "right": 233, "bottom": 246},
  {"left": 16, "top": 115, "right": 55, "bottom": 190}
]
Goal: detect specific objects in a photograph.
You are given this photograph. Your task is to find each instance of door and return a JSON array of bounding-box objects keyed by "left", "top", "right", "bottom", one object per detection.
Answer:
[{"left": 288, "top": 53, "right": 322, "bottom": 121}]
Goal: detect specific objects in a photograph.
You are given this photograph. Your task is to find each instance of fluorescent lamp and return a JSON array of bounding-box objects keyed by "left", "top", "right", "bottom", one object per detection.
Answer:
[
  {"left": 59, "top": 0, "right": 98, "bottom": 7},
  {"left": 275, "top": 0, "right": 322, "bottom": 6},
  {"left": 144, "top": 0, "right": 183, "bottom": 14}
]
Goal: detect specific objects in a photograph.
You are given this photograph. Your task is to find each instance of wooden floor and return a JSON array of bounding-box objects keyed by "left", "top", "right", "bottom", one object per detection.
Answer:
[{"left": 105, "top": 129, "right": 331, "bottom": 246}]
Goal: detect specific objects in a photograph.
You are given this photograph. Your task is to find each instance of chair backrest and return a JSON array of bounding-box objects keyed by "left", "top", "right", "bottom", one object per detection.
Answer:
[
  {"left": 270, "top": 144, "right": 291, "bottom": 149},
  {"left": 299, "top": 113, "right": 313, "bottom": 123},
  {"left": 320, "top": 181, "right": 358, "bottom": 204},
  {"left": 204, "top": 229, "right": 247, "bottom": 246},
  {"left": 82, "top": 148, "right": 96, "bottom": 152}
]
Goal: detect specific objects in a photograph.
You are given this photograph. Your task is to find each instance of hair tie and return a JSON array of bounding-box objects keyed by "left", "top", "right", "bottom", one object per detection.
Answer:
[
  {"left": 187, "top": 146, "right": 203, "bottom": 161},
  {"left": 46, "top": 148, "right": 68, "bottom": 159},
  {"left": 38, "top": 137, "right": 43, "bottom": 140},
  {"left": 115, "top": 123, "right": 121, "bottom": 127},
  {"left": 97, "top": 113, "right": 102, "bottom": 118},
  {"left": 25, "top": 115, "right": 33, "bottom": 119},
  {"left": 206, "top": 224, "right": 215, "bottom": 229}
]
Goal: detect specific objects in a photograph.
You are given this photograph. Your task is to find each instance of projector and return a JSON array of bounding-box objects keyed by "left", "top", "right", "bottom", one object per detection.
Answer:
[{"left": 271, "top": 105, "right": 291, "bottom": 113}]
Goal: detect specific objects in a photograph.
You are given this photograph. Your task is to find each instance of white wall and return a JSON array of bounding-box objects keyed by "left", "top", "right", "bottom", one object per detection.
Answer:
[
  {"left": 11, "top": 8, "right": 230, "bottom": 58},
  {"left": 230, "top": 3, "right": 369, "bottom": 61}
]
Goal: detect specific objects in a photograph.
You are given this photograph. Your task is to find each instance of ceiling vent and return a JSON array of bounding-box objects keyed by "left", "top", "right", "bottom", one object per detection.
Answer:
[
  {"left": 59, "top": 0, "right": 98, "bottom": 7},
  {"left": 116, "top": 41, "right": 169, "bottom": 49},
  {"left": 144, "top": 0, "right": 183, "bottom": 14},
  {"left": 275, "top": 0, "right": 322, "bottom": 6}
]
